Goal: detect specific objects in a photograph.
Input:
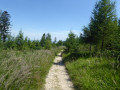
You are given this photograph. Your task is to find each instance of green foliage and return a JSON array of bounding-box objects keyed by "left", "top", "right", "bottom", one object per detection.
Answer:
[
  {"left": 90, "top": 0, "right": 118, "bottom": 52},
  {"left": 113, "top": 19, "right": 120, "bottom": 51},
  {"left": 0, "top": 35, "right": 3, "bottom": 50},
  {"left": 57, "top": 40, "right": 63, "bottom": 46},
  {"left": 27, "top": 39, "right": 32, "bottom": 48},
  {"left": 82, "top": 26, "right": 92, "bottom": 44},
  {"left": 46, "top": 33, "right": 51, "bottom": 42},
  {"left": 52, "top": 37, "right": 57, "bottom": 47},
  {"left": 15, "top": 30, "right": 24, "bottom": 50},
  {"left": 32, "top": 40, "right": 41, "bottom": 50},
  {"left": 78, "top": 0, "right": 119, "bottom": 57},
  {"left": 0, "top": 10, "right": 11, "bottom": 42},
  {"left": 63, "top": 53, "right": 120, "bottom": 90},
  {"left": 5, "top": 35, "right": 16, "bottom": 49},
  {"left": 53, "top": 37, "right": 57, "bottom": 44},
  {"left": 0, "top": 47, "right": 63, "bottom": 89},
  {"left": 40, "top": 33, "right": 52, "bottom": 49},
  {"left": 65, "top": 31, "right": 79, "bottom": 53},
  {"left": 45, "top": 33, "right": 52, "bottom": 50},
  {"left": 40, "top": 33, "right": 46, "bottom": 47},
  {"left": 45, "top": 39, "right": 52, "bottom": 50}
]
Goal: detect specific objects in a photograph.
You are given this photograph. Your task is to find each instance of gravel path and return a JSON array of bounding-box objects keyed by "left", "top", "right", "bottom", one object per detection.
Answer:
[{"left": 44, "top": 52, "right": 74, "bottom": 90}]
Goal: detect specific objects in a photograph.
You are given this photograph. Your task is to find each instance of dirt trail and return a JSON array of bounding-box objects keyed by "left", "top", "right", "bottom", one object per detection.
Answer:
[{"left": 44, "top": 52, "right": 74, "bottom": 90}]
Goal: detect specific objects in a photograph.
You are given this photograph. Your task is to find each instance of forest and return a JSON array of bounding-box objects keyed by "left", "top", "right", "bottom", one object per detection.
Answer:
[{"left": 0, "top": 0, "right": 120, "bottom": 89}]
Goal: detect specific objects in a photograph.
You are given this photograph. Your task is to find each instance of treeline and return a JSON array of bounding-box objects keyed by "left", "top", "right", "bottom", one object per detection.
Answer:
[
  {"left": 65, "top": 0, "right": 120, "bottom": 59},
  {"left": 0, "top": 10, "right": 64, "bottom": 50}
]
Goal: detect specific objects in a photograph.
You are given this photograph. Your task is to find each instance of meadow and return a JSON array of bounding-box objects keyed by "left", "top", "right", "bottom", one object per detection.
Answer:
[
  {"left": 0, "top": 47, "right": 62, "bottom": 90},
  {"left": 63, "top": 52, "right": 120, "bottom": 90}
]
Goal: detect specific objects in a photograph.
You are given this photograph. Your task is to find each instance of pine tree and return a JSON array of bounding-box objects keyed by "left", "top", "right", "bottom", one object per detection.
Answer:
[
  {"left": 46, "top": 33, "right": 51, "bottom": 42},
  {"left": 113, "top": 19, "right": 120, "bottom": 51},
  {"left": 0, "top": 11, "right": 11, "bottom": 42},
  {"left": 40, "top": 33, "right": 46, "bottom": 47},
  {"left": 45, "top": 33, "right": 52, "bottom": 49},
  {"left": 15, "top": 30, "right": 24, "bottom": 50},
  {"left": 57, "top": 40, "right": 63, "bottom": 46},
  {"left": 45, "top": 39, "right": 52, "bottom": 50},
  {"left": 0, "top": 10, "right": 2, "bottom": 40},
  {"left": 82, "top": 26, "right": 93, "bottom": 53},
  {"left": 91, "top": 0, "right": 118, "bottom": 52},
  {"left": 27, "top": 38, "right": 32, "bottom": 49},
  {"left": 0, "top": 34, "right": 3, "bottom": 49},
  {"left": 23, "top": 36, "right": 29, "bottom": 50},
  {"left": 65, "top": 31, "right": 78, "bottom": 53},
  {"left": 5, "top": 35, "right": 16, "bottom": 49},
  {"left": 52, "top": 37, "right": 57, "bottom": 47}
]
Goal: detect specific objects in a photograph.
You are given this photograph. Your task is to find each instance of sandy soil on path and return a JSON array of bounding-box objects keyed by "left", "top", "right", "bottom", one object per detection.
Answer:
[{"left": 44, "top": 52, "right": 74, "bottom": 90}]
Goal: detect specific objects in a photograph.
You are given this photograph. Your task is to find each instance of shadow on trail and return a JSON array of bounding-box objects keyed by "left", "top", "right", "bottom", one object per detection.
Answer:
[
  {"left": 53, "top": 52, "right": 64, "bottom": 66},
  {"left": 53, "top": 60, "right": 64, "bottom": 66},
  {"left": 56, "top": 54, "right": 62, "bottom": 57}
]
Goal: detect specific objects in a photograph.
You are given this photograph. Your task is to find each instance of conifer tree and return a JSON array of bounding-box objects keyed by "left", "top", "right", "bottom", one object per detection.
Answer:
[
  {"left": 91, "top": 0, "right": 118, "bottom": 52},
  {"left": 15, "top": 30, "right": 24, "bottom": 50},
  {"left": 46, "top": 33, "right": 51, "bottom": 42},
  {"left": 53, "top": 37, "right": 57, "bottom": 44},
  {"left": 52, "top": 37, "right": 57, "bottom": 47},
  {"left": 65, "top": 31, "right": 78, "bottom": 53},
  {"left": 5, "top": 35, "right": 16, "bottom": 49},
  {"left": 82, "top": 26, "right": 93, "bottom": 53},
  {"left": 57, "top": 40, "right": 63, "bottom": 46},
  {"left": 0, "top": 11, "right": 11, "bottom": 42},
  {"left": 40, "top": 33, "right": 46, "bottom": 47},
  {"left": 45, "top": 33, "right": 52, "bottom": 49}
]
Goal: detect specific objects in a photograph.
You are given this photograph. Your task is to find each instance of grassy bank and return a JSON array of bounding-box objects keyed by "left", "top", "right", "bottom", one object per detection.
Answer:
[
  {"left": 0, "top": 47, "right": 63, "bottom": 90},
  {"left": 63, "top": 52, "right": 120, "bottom": 90}
]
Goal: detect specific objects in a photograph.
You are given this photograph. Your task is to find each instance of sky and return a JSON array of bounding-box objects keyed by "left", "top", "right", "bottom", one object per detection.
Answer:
[{"left": 0, "top": 0, "right": 120, "bottom": 41}]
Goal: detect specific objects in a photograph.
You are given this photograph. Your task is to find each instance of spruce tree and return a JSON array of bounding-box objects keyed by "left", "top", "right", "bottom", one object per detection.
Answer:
[
  {"left": 65, "top": 31, "right": 78, "bottom": 53},
  {"left": 46, "top": 33, "right": 51, "bottom": 42},
  {"left": 57, "top": 40, "right": 63, "bottom": 46},
  {"left": 15, "top": 30, "right": 24, "bottom": 50},
  {"left": 40, "top": 33, "right": 46, "bottom": 47},
  {"left": 82, "top": 26, "right": 93, "bottom": 53},
  {"left": 91, "top": 0, "right": 118, "bottom": 52},
  {"left": 0, "top": 11, "right": 11, "bottom": 42},
  {"left": 5, "top": 35, "right": 16, "bottom": 49},
  {"left": 45, "top": 33, "right": 52, "bottom": 49},
  {"left": 53, "top": 37, "right": 57, "bottom": 44}
]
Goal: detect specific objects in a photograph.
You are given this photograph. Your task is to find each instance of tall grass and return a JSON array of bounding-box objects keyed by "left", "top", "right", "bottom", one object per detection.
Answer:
[
  {"left": 63, "top": 52, "right": 120, "bottom": 90},
  {"left": 0, "top": 47, "right": 63, "bottom": 90}
]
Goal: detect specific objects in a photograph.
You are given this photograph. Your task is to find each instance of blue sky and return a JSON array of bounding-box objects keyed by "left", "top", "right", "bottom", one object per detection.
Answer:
[{"left": 1, "top": 0, "right": 120, "bottom": 41}]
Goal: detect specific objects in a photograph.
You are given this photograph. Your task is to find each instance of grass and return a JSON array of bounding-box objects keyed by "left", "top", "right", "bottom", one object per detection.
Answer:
[
  {"left": 63, "top": 52, "right": 120, "bottom": 90},
  {"left": 0, "top": 47, "right": 63, "bottom": 90}
]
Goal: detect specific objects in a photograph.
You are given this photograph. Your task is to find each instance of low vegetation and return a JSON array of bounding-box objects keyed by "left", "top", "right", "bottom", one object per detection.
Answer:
[
  {"left": 63, "top": 52, "right": 120, "bottom": 89},
  {"left": 0, "top": 47, "right": 63, "bottom": 89}
]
